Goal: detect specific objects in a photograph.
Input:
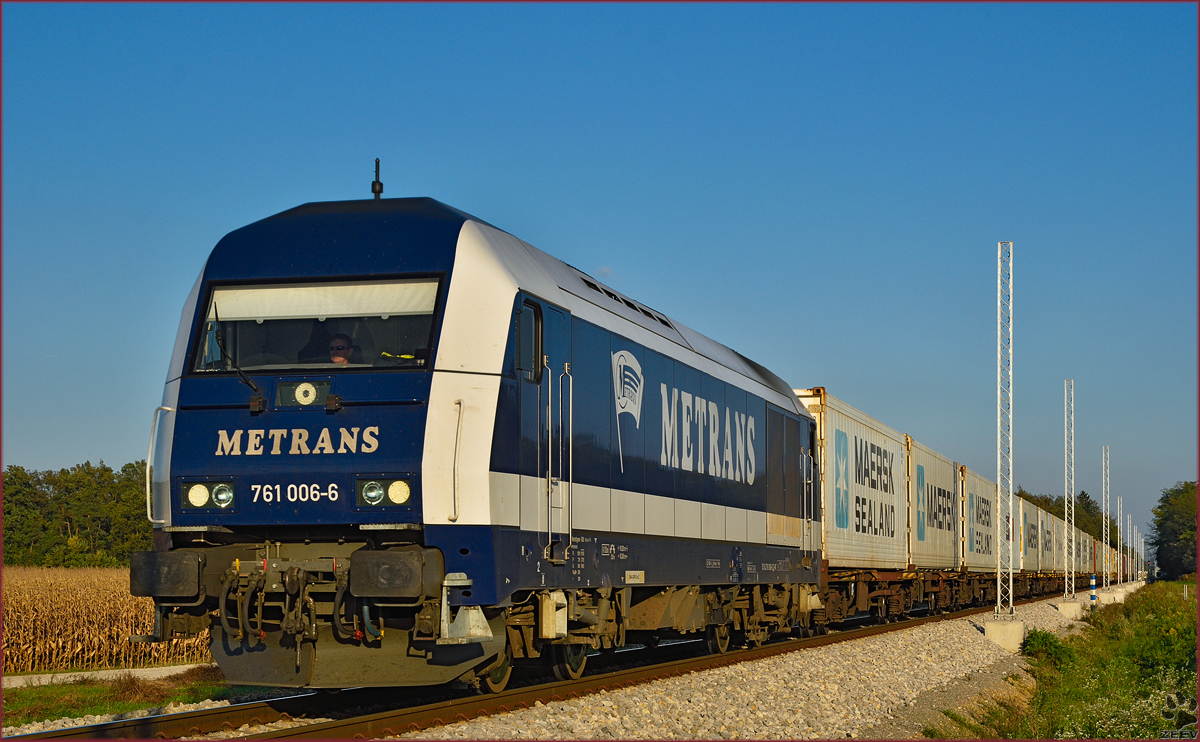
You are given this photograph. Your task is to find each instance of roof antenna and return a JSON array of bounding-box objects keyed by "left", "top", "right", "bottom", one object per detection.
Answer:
[{"left": 371, "top": 158, "right": 383, "bottom": 200}]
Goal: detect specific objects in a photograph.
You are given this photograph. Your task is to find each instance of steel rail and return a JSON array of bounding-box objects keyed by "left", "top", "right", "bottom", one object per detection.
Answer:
[
  {"left": 7, "top": 693, "right": 323, "bottom": 740},
  {"left": 10, "top": 594, "right": 1058, "bottom": 740}
]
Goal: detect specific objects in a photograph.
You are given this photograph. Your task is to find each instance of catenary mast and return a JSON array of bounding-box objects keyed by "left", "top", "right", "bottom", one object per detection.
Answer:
[{"left": 995, "top": 241, "right": 1015, "bottom": 618}]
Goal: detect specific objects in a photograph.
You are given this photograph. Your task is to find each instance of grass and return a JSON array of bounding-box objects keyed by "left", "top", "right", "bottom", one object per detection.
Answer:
[
  {"left": 921, "top": 580, "right": 1198, "bottom": 739},
  {"left": 941, "top": 709, "right": 988, "bottom": 737},
  {"left": 0, "top": 665, "right": 289, "bottom": 729}
]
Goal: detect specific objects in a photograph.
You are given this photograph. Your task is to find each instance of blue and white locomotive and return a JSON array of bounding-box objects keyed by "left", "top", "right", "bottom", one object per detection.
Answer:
[{"left": 131, "top": 196, "right": 824, "bottom": 690}]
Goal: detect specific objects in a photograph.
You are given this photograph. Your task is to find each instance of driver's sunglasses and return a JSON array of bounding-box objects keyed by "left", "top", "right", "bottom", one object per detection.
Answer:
[{"left": 329, "top": 345, "right": 351, "bottom": 352}]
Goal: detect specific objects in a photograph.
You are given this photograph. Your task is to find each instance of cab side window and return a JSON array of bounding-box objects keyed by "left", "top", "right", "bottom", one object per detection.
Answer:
[{"left": 516, "top": 301, "right": 542, "bottom": 383}]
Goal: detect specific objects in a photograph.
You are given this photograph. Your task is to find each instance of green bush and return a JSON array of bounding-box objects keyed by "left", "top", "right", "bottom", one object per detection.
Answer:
[{"left": 1021, "top": 628, "right": 1076, "bottom": 669}]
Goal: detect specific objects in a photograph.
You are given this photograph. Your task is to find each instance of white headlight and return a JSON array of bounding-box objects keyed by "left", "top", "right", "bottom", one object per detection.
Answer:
[
  {"left": 212, "top": 483, "right": 234, "bottom": 508},
  {"left": 187, "top": 484, "right": 210, "bottom": 507},
  {"left": 387, "top": 480, "right": 411, "bottom": 504},
  {"left": 362, "top": 480, "right": 385, "bottom": 505}
]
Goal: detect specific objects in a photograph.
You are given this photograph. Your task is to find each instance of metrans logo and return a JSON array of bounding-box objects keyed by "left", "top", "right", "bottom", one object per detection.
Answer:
[
  {"left": 214, "top": 427, "right": 379, "bottom": 456},
  {"left": 658, "top": 384, "right": 756, "bottom": 485}
]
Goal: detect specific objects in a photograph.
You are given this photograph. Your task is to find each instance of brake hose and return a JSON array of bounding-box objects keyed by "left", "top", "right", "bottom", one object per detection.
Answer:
[
  {"left": 240, "top": 574, "right": 262, "bottom": 641},
  {"left": 219, "top": 573, "right": 240, "bottom": 640},
  {"left": 333, "top": 580, "right": 355, "bottom": 639},
  {"left": 361, "top": 602, "right": 384, "bottom": 639}
]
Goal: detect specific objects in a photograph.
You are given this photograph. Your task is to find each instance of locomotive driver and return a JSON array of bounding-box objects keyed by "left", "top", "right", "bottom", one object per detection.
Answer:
[{"left": 328, "top": 334, "right": 354, "bottom": 365}]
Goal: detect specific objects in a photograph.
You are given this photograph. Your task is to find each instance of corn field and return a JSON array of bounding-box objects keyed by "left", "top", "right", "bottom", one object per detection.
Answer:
[{"left": 2, "top": 567, "right": 211, "bottom": 673}]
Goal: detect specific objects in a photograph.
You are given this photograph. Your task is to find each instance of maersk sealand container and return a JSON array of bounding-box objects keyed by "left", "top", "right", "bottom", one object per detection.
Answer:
[
  {"left": 906, "top": 436, "right": 958, "bottom": 569},
  {"left": 1019, "top": 499, "right": 1040, "bottom": 572},
  {"left": 1051, "top": 515, "right": 1065, "bottom": 572},
  {"left": 961, "top": 466, "right": 997, "bottom": 572},
  {"left": 795, "top": 389, "right": 907, "bottom": 570},
  {"left": 1041, "top": 511, "right": 1055, "bottom": 572}
]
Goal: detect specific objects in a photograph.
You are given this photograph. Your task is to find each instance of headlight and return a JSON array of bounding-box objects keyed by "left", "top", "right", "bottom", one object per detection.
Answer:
[
  {"left": 388, "top": 480, "right": 411, "bottom": 504},
  {"left": 187, "top": 484, "right": 210, "bottom": 507},
  {"left": 212, "top": 483, "right": 235, "bottom": 508},
  {"left": 362, "top": 480, "right": 385, "bottom": 505},
  {"left": 356, "top": 477, "right": 415, "bottom": 507},
  {"left": 182, "top": 480, "right": 234, "bottom": 509}
]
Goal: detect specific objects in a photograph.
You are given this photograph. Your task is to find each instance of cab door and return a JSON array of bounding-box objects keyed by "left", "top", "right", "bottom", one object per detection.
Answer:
[{"left": 516, "top": 299, "right": 573, "bottom": 564}]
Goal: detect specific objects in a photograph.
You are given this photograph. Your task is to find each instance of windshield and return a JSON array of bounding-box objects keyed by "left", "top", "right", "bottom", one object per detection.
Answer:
[{"left": 192, "top": 278, "right": 440, "bottom": 372}]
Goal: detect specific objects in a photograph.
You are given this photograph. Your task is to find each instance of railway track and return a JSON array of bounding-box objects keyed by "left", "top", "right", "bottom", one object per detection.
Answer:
[{"left": 10, "top": 597, "right": 1047, "bottom": 740}]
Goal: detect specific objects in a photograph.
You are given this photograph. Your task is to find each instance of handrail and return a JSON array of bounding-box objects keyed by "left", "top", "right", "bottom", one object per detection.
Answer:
[
  {"left": 145, "top": 406, "right": 175, "bottom": 525},
  {"left": 450, "top": 399, "right": 464, "bottom": 522},
  {"left": 544, "top": 354, "right": 553, "bottom": 552},
  {"left": 560, "top": 362, "right": 574, "bottom": 556},
  {"left": 804, "top": 450, "right": 815, "bottom": 554}
]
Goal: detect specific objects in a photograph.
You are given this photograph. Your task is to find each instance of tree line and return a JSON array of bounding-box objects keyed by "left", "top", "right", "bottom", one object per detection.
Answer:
[
  {"left": 1015, "top": 486, "right": 1121, "bottom": 546},
  {"left": 1149, "top": 480, "right": 1196, "bottom": 581},
  {"left": 3, "top": 461, "right": 151, "bottom": 567}
]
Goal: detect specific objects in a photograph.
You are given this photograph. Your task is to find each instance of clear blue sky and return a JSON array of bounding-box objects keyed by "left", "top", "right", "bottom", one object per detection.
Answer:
[{"left": 4, "top": 3, "right": 1195, "bottom": 540}]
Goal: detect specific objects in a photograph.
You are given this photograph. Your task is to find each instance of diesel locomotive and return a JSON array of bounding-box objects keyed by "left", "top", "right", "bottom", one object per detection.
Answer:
[{"left": 130, "top": 196, "right": 824, "bottom": 690}]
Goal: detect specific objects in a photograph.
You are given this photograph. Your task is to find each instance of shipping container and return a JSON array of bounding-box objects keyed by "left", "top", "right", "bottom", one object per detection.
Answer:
[
  {"left": 961, "top": 466, "right": 997, "bottom": 572},
  {"left": 795, "top": 389, "right": 907, "bottom": 569},
  {"left": 1051, "top": 515, "right": 1065, "bottom": 572},
  {"left": 1019, "top": 499, "right": 1040, "bottom": 571},
  {"left": 906, "top": 437, "right": 959, "bottom": 569},
  {"left": 1040, "top": 511, "right": 1054, "bottom": 572}
]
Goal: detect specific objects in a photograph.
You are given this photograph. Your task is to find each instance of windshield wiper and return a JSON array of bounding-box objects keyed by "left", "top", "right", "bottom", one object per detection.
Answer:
[{"left": 212, "top": 304, "right": 261, "bottom": 395}]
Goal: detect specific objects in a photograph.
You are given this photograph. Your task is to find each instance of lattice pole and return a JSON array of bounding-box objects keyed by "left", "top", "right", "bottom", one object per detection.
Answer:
[
  {"left": 1127, "top": 514, "right": 1132, "bottom": 584},
  {"left": 1102, "top": 446, "right": 1110, "bottom": 588},
  {"left": 1064, "top": 380, "right": 1075, "bottom": 599},
  {"left": 996, "top": 241, "right": 1015, "bottom": 618},
  {"left": 1117, "top": 495, "right": 1124, "bottom": 585},
  {"left": 1133, "top": 525, "right": 1139, "bottom": 580}
]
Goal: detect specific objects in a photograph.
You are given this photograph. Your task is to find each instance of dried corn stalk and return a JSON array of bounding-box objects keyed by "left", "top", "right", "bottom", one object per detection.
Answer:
[{"left": 2, "top": 567, "right": 211, "bottom": 673}]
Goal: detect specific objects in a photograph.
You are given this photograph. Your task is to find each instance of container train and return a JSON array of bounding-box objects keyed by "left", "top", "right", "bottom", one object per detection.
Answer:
[{"left": 130, "top": 195, "right": 1115, "bottom": 691}]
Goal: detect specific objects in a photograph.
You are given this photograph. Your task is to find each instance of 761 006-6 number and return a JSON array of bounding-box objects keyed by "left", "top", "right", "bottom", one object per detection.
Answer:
[{"left": 251, "top": 483, "right": 339, "bottom": 503}]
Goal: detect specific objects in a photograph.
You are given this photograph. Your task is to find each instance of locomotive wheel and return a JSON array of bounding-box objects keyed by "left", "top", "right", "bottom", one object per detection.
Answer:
[
  {"left": 705, "top": 623, "right": 731, "bottom": 654},
  {"left": 482, "top": 651, "right": 513, "bottom": 694},
  {"left": 551, "top": 643, "right": 588, "bottom": 681},
  {"left": 741, "top": 627, "right": 766, "bottom": 648}
]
